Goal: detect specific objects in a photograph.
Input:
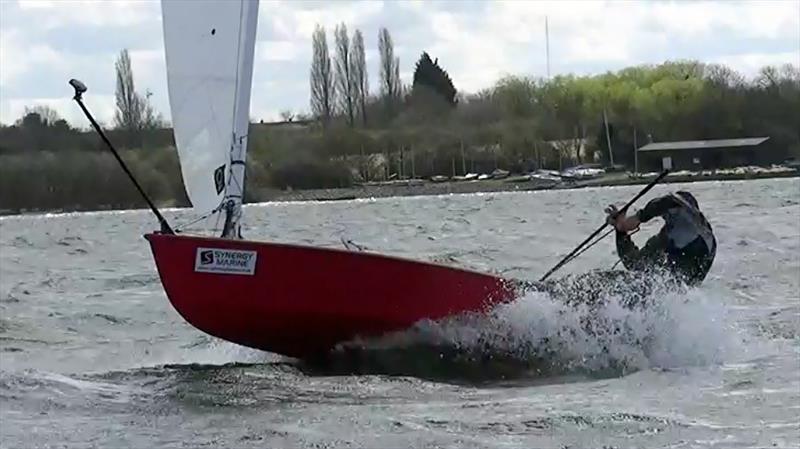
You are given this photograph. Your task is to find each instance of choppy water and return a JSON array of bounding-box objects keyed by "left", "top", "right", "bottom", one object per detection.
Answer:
[{"left": 1, "top": 178, "right": 798, "bottom": 448}]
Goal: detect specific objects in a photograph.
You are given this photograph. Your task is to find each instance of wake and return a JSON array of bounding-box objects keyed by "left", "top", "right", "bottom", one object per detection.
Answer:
[
  {"left": 84, "top": 272, "right": 742, "bottom": 383},
  {"left": 328, "top": 272, "right": 739, "bottom": 379}
]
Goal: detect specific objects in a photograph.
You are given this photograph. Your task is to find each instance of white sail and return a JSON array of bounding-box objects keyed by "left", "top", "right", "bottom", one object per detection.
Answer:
[{"left": 161, "top": 0, "right": 258, "bottom": 232}]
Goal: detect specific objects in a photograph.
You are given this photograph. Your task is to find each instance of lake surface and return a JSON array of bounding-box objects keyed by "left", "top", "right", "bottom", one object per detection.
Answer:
[{"left": 1, "top": 178, "right": 798, "bottom": 448}]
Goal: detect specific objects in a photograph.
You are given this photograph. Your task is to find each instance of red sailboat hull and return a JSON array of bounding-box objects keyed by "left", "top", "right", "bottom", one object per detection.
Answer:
[{"left": 145, "top": 233, "right": 518, "bottom": 359}]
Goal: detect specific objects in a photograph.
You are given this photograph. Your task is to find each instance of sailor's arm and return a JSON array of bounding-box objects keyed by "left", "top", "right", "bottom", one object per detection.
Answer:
[
  {"left": 610, "top": 195, "right": 679, "bottom": 231},
  {"left": 616, "top": 230, "right": 666, "bottom": 271},
  {"left": 615, "top": 230, "right": 642, "bottom": 270},
  {"left": 636, "top": 195, "right": 682, "bottom": 222},
  {"left": 607, "top": 198, "right": 673, "bottom": 270}
]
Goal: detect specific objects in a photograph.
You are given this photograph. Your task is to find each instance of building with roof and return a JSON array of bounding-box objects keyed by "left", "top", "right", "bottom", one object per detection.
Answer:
[{"left": 636, "top": 137, "right": 775, "bottom": 171}]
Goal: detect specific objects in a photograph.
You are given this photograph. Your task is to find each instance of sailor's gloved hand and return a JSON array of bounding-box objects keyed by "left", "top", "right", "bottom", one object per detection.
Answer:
[
  {"left": 605, "top": 204, "right": 640, "bottom": 233},
  {"left": 605, "top": 204, "right": 622, "bottom": 226}
]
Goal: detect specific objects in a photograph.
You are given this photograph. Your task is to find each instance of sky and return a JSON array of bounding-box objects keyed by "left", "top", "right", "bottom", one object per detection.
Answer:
[{"left": 0, "top": 0, "right": 798, "bottom": 128}]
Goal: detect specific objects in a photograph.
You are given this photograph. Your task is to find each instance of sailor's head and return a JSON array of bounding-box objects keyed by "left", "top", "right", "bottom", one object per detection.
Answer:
[{"left": 675, "top": 190, "right": 699, "bottom": 209}]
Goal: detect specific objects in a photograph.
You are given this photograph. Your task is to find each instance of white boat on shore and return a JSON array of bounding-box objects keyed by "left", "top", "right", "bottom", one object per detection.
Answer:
[
  {"left": 560, "top": 165, "right": 605, "bottom": 180},
  {"left": 530, "top": 169, "right": 563, "bottom": 182}
]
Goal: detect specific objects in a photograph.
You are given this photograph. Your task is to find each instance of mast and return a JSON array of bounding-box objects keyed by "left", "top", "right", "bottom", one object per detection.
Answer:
[
  {"left": 222, "top": 0, "right": 259, "bottom": 238},
  {"left": 634, "top": 127, "right": 639, "bottom": 173},
  {"left": 545, "top": 16, "right": 551, "bottom": 80},
  {"left": 604, "top": 107, "right": 614, "bottom": 166}
]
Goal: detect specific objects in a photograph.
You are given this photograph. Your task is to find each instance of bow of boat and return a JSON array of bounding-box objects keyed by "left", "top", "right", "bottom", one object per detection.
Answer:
[{"left": 144, "top": 232, "right": 517, "bottom": 358}]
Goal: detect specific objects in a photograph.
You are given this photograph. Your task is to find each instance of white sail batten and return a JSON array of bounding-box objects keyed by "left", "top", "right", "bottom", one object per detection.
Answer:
[{"left": 160, "top": 0, "right": 259, "bottom": 232}]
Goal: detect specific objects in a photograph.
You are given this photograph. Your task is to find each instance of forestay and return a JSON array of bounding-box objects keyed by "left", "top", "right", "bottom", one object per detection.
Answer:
[{"left": 161, "top": 0, "right": 258, "bottom": 234}]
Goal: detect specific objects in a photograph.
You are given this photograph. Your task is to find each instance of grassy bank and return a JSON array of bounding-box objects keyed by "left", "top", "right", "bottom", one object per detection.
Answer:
[{"left": 0, "top": 149, "right": 189, "bottom": 215}]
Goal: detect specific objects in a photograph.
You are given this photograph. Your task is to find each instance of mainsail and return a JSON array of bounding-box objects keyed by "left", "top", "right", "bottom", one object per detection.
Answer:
[{"left": 161, "top": 0, "right": 259, "bottom": 235}]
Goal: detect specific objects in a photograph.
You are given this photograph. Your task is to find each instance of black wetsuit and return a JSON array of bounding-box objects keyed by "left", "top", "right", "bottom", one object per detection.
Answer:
[
  {"left": 616, "top": 193, "right": 716, "bottom": 286},
  {"left": 516, "top": 193, "right": 716, "bottom": 309}
]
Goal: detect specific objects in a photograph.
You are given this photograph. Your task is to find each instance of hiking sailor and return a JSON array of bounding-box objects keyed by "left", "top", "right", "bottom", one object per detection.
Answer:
[{"left": 606, "top": 190, "right": 716, "bottom": 286}]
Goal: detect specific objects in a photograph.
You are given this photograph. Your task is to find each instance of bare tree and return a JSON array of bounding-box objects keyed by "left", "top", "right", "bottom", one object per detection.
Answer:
[
  {"left": 23, "top": 105, "right": 61, "bottom": 126},
  {"left": 378, "top": 28, "right": 400, "bottom": 110},
  {"left": 279, "top": 109, "right": 295, "bottom": 122},
  {"left": 350, "top": 28, "right": 368, "bottom": 126},
  {"left": 114, "top": 49, "right": 161, "bottom": 145},
  {"left": 114, "top": 49, "right": 143, "bottom": 134},
  {"left": 141, "top": 89, "right": 164, "bottom": 130},
  {"left": 310, "top": 24, "right": 335, "bottom": 127},
  {"left": 334, "top": 23, "right": 356, "bottom": 127}
]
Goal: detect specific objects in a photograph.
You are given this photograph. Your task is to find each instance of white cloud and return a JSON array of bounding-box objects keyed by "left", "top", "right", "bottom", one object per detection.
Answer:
[
  {"left": 713, "top": 51, "right": 800, "bottom": 76},
  {"left": 649, "top": 0, "right": 799, "bottom": 39},
  {"left": 257, "top": 40, "right": 304, "bottom": 62},
  {"left": 265, "top": 0, "right": 385, "bottom": 40},
  {"left": 0, "top": 29, "right": 66, "bottom": 87},
  {"left": 1, "top": 0, "right": 798, "bottom": 127},
  {"left": 128, "top": 49, "right": 166, "bottom": 89},
  {"left": 397, "top": 0, "right": 425, "bottom": 13},
  {"left": 472, "top": 0, "right": 800, "bottom": 73},
  {"left": 250, "top": 107, "right": 281, "bottom": 123},
  {"left": 421, "top": 10, "right": 527, "bottom": 92},
  {"left": 17, "top": 0, "right": 158, "bottom": 29}
]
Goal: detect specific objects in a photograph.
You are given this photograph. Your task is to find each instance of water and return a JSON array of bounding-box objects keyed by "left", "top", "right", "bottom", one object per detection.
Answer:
[{"left": 1, "top": 178, "right": 798, "bottom": 448}]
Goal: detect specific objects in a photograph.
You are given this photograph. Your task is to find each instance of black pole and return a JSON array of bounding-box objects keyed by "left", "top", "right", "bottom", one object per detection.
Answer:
[
  {"left": 538, "top": 169, "right": 669, "bottom": 282},
  {"left": 69, "top": 79, "right": 174, "bottom": 234}
]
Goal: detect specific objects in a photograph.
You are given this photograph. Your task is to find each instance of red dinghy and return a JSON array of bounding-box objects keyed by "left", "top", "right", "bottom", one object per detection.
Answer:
[
  {"left": 146, "top": 233, "right": 517, "bottom": 358},
  {"left": 70, "top": 0, "right": 521, "bottom": 360}
]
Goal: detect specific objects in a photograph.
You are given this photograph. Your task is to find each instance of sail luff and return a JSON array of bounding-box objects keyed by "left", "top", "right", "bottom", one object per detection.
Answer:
[{"left": 222, "top": 0, "right": 259, "bottom": 238}]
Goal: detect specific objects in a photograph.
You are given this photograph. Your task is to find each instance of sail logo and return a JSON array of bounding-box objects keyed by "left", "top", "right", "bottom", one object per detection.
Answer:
[
  {"left": 213, "top": 165, "right": 225, "bottom": 195},
  {"left": 194, "top": 247, "right": 257, "bottom": 275}
]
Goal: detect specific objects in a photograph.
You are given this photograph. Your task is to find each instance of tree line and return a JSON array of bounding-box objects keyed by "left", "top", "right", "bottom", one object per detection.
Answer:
[
  {"left": 308, "top": 26, "right": 456, "bottom": 130},
  {"left": 300, "top": 26, "right": 797, "bottom": 178},
  {"left": 309, "top": 24, "right": 402, "bottom": 128},
  {"left": 0, "top": 27, "right": 798, "bottom": 213}
]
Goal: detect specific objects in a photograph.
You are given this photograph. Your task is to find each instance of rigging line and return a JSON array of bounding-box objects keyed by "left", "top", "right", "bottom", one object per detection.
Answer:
[
  {"left": 214, "top": 209, "right": 224, "bottom": 234},
  {"left": 210, "top": 196, "right": 226, "bottom": 233},
  {"left": 560, "top": 225, "right": 642, "bottom": 271},
  {"left": 214, "top": 201, "right": 225, "bottom": 224},
  {"left": 174, "top": 202, "right": 225, "bottom": 232},
  {"left": 560, "top": 227, "right": 615, "bottom": 268}
]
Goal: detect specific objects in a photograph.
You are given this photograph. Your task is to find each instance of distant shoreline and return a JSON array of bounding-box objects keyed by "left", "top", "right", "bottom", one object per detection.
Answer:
[
  {"left": 254, "top": 169, "right": 800, "bottom": 203},
  {"left": 2, "top": 169, "right": 797, "bottom": 218}
]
